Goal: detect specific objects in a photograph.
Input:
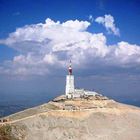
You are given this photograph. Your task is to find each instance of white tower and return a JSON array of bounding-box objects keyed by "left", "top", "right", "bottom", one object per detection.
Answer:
[{"left": 65, "top": 61, "right": 75, "bottom": 98}]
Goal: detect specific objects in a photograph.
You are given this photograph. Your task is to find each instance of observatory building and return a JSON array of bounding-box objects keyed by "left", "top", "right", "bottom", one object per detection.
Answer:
[{"left": 65, "top": 61, "right": 99, "bottom": 99}]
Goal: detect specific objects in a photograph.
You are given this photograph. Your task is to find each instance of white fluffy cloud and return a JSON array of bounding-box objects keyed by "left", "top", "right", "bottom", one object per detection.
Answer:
[
  {"left": 88, "top": 15, "right": 94, "bottom": 22},
  {"left": 95, "top": 14, "right": 120, "bottom": 36},
  {"left": 0, "top": 18, "right": 140, "bottom": 75}
]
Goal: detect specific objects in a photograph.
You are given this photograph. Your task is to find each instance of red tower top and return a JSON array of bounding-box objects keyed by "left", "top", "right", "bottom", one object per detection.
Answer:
[{"left": 68, "top": 60, "right": 72, "bottom": 75}]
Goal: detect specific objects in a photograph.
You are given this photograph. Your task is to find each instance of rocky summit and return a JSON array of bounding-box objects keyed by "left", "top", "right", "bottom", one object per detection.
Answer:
[{"left": 0, "top": 95, "right": 140, "bottom": 140}]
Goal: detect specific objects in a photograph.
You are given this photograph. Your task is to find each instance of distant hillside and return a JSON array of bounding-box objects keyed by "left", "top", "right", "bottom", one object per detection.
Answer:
[{"left": 0, "top": 95, "right": 140, "bottom": 140}]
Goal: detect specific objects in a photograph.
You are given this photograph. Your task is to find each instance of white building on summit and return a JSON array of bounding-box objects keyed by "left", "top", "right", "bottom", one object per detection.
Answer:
[
  {"left": 65, "top": 61, "right": 100, "bottom": 99},
  {"left": 65, "top": 61, "right": 75, "bottom": 98}
]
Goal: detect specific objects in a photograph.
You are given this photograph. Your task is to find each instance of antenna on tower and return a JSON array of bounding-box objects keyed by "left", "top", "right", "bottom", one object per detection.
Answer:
[{"left": 68, "top": 60, "right": 72, "bottom": 75}]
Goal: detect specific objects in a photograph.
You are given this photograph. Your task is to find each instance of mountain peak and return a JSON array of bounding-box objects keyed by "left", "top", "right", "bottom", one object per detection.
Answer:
[{"left": 0, "top": 94, "right": 140, "bottom": 140}]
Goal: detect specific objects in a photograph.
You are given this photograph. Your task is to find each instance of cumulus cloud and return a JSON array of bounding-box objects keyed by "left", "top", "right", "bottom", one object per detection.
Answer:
[
  {"left": 95, "top": 14, "right": 120, "bottom": 36},
  {"left": 88, "top": 15, "right": 94, "bottom": 22},
  {"left": 62, "top": 20, "right": 90, "bottom": 31},
  {"left": 0, "top": 18, "right": 140, "bottom": 76}
]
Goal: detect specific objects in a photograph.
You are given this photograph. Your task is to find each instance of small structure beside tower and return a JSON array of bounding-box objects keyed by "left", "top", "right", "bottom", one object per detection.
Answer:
[{"left": 65, "top": 61, "right": 100, "bottom": 99}]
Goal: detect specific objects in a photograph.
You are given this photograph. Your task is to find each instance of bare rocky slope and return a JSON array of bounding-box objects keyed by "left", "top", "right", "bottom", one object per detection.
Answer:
[{"left": 0, "top": 95, "right": 140, "bottom": 140}]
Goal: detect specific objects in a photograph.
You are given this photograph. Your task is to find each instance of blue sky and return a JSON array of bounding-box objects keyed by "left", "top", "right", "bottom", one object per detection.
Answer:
[
  {"left": 0, "top": 0, "right": 140, "bottom": 106},
  {"left": 0, "top": 0, "right": 140, "bottom": 62},
  {"left": 0, "top": 0, "right": 140, "bottom": 41}
]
